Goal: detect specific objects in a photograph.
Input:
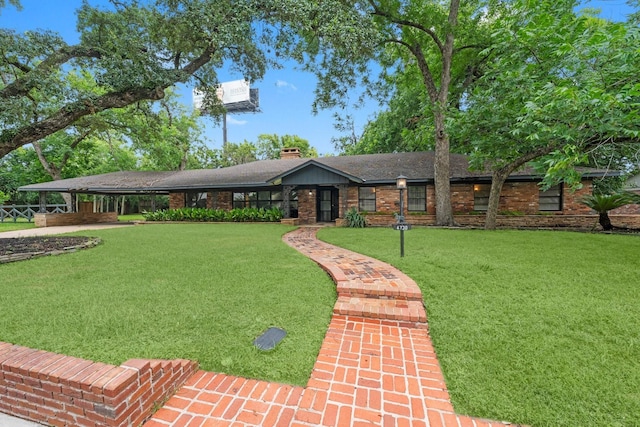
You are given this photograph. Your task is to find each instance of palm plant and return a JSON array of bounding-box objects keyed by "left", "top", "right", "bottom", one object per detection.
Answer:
[
  {"left": 581, "top": 193, "right": 634, "bottom": 231},
  {"left": 345, "top": 208, "right": 366, "bottom": 228}
]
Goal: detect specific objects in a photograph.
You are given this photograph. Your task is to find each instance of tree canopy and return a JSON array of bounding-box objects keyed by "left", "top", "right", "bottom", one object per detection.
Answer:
[
  {"left": 0, "top": 0, "right": 278, "bottom": 158},
  {"left": 272, "top": 0, "right": 497, "bottom": 224},
  {"left": 452, "top": 0, "right": 640, "bottom": 228}
]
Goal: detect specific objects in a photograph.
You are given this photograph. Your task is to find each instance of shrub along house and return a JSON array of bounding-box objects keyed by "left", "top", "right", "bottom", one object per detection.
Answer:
[{"left": 19, "top": 148, "right": 636, "bottom": 228}]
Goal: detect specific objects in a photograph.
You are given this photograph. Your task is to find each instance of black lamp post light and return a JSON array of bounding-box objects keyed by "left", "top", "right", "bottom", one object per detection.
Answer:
[{"left": 394, "top": 175, "right": 411, "bottom": 257}]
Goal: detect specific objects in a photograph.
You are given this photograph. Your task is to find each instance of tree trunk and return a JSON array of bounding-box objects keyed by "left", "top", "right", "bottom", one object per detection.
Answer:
[
  {"left": 485, "top": 170, "right": 510, "bottom": 230},
  {"left": 32, "top": 141, "right": 74, "bottom": 211},
  {"left": 484, "top": 145, "right": 559, "bottom": 230},
  {"left": 60, "top": 193, "right": 73, "bottom": 211},
  {"left": 599, "top": 212, "right": 613, "bottom": 231},
  {"left": 433, "top": 111, "right": 455, "bottom": 226}
]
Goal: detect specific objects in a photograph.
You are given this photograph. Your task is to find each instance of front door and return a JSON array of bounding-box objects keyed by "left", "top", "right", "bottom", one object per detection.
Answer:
[{"left": 317, "top": 188, "right": 339, "bottom": 222}]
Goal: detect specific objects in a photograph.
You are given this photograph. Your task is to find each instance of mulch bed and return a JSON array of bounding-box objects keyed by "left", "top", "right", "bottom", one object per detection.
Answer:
[{"left": 0, "top": 236, "right": 99, "bottom": 263}]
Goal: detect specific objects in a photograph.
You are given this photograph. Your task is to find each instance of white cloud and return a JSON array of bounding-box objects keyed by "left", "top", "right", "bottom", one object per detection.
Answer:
[
  {"left": 226, "top": 116, "right": 247, "bottom": 125},
  {"left": 275, "top": 80, "right": 298, "bottom": 91}
]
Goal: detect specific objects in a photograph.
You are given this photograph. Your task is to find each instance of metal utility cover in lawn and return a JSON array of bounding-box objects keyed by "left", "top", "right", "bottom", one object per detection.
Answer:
[{"left": 254, "top": 327, "right": 286, "bottom": 351}]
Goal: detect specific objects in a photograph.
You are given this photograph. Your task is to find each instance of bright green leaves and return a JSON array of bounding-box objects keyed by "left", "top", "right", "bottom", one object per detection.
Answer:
[
  {"left": 255, "top": 134, "right": 318, "bottom": 159},
  {"left": 457, "top": 0, "right": 640, "bottom": 176},
  {"left": 0, "top": 0, "right": 281, "bottom": 157}
]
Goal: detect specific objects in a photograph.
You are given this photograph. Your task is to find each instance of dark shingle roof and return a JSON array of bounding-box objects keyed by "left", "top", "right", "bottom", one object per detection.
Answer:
[{"left": 18, "top": 152, "right": 618, "bottom": 194}]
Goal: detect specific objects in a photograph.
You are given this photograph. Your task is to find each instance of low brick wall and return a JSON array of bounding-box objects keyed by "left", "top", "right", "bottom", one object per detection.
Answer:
[
  {"left": 0, "top": 342, "right": 197, "bottom": 427},
  {"left": 362, "top": 214, "right": 640, "bottom": 229},
  {"left": 280, "top": 218, "right": 300, "bottom": 226},
  {"left": 34, "top": 212, "right": 118, "bottom": 228}
]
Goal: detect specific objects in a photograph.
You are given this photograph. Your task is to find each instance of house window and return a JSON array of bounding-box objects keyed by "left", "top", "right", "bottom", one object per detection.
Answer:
[
  {"left": 185, "top": 192, "right": 207, "bottom": 208},
  {"left": 539, "top": 184, "right": 562, "bottom": 211},
  {"left": 408, "top": 185, "right": 426, "bottom": 212},
  {"left": 232, "top": 190, "right": 297, "bottom": 212},
  {"left": 358, "top": 187, "right": 376, "bottom": 212},
  {"left": 473, "top": 184, "right": 491, "bottom": 211},
  {"left": 233, "top": 192, "right": 246, "bottom": 209}
]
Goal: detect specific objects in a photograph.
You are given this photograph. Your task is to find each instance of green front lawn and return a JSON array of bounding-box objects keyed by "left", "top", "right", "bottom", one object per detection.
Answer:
[
  {"left": 0, "top": 221, "right": 35, "bottom": 232},
  {"left": 318, "top": 227, "right": 640, "bottom": 427},
  {"left": 0, "top": 224, "right": 336, "bottom": 386}
]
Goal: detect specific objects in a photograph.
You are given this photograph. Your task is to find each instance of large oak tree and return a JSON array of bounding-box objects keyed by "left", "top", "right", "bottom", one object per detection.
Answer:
[
  {"left": 270, "top": 0, "right": 495, "bottom": 225},
  {"left": 0, "top": 0, "right": 275, "bottom": 158}
]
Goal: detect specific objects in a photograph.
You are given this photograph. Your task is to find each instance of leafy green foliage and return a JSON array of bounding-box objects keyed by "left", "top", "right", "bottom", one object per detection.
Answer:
[
  {"left": 344, "top": 207, "right": 366, "bottom": 228},
  {"left": 0, "top": 0, "right": 286, "bottom": 158},
  {"left": 449, "top": 0, "right": 640, "bottom": 228},
  {"left": 581, "top": 193, "right": 634, "bottom": 214},
  {"left": 142, "top": 207, "right": 283, "bottom": 223},
  {"left": 256, "top": 134, "right": 318, "bottom": 159},
  {"left": 580, "top": 192, "right": 635, "bottom": 230}
]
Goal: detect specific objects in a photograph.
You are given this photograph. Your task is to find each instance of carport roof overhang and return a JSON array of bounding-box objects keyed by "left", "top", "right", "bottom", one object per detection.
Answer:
[{"left": 17, "top": 171, "right": 178, "bottom": 196}]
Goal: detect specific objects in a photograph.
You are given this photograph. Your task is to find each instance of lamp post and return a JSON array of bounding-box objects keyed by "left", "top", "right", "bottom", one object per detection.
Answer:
[{"left": 396, "top": 175, "right": 407, "bottom": 257}]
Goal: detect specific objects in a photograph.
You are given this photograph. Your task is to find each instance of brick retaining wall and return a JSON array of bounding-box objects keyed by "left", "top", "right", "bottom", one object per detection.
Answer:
[
  {"left": 0, "top": 342, "right": 197, "bottom": 427},
  {"left": 364, "top": 213, "right": 640, "bottom": 229},
  {"left": 34, "top": 212, "right": 118, "bottom": 228}
]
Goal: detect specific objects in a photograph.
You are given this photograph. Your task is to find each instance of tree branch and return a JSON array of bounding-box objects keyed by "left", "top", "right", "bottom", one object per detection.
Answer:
[
  {"left": 439, "top": 0, "right": 460, "bottom": 104},
  {"left": 0, "top": 45, "right": 103, "bottom": 100},
  {"left": 4, "top": 57, "right": 32, "bottom": 74},
  {"left": 0, "top": 44, "right": 217, "bottom": 158},
  {"left": 32, "top": 141, "right": 58, "bottom": 179},
  {"left": 367, "top": 0, "right": 444, "bottom": 54},
  {"left": 453, "top": 44, "right": 486, "bottom": 54}
]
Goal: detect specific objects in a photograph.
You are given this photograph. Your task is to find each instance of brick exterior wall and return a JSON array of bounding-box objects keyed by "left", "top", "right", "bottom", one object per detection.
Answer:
[
  {"left": 561, "top": 182, "right": 593, "bottom": 214},
  {"left": 0, "top": 341, "right": 197, "bottom": 427},
  {"left": 449, "top": 181, "right": 592, "bottom": 214},
  {"left": 169, "top": 193, "right": 185, "bottom": 209},
  {"left": 373, "top": 185, "right": 402, "bottom": 214},
  {"left": 451, "top": 183, "right": 474, "bottom": 213},
  {"left": 298, "top": 189, "right": 317, "bottom": 225},
  {"left": 163, "top": 180, "right": 639, "bottom": 228},
  {"left": 212, "top": 191, "right": 233, "bottom": 210},
  {"left": 611, "top": 204, "right": 640, "bottom": 215},
  {"left": 34, "top": 212, "right": 118, "bottom": 227},
  {"left": 614, "top": 190, "right": 640, "bottom": 214},
  {"left": 347, "top": 187, "right": 359, "bottom": 214}
]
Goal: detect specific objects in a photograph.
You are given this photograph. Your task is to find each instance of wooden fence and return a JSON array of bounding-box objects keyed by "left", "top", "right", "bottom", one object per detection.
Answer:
[{"left": 0, "top": 204, "right": 68, "bottom": 223}]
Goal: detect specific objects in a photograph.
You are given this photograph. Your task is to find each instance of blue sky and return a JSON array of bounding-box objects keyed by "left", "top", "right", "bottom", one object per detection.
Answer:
[{"left": 2, "top": 0, "right": 635, "bottom": 156}]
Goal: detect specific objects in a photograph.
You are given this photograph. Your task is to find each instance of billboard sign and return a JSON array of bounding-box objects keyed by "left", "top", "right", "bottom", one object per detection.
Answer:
[
  {"left": 218, "top": 79, "right": 251, "bottom": 105},
  {"left": 192, "top": 88, "right": 205, "bottom": 110},
  {"left": 193, "top": 80, "right": 258, "bottom": 114}
]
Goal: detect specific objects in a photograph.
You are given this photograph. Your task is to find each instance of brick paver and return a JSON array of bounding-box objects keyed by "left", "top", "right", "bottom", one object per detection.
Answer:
[{"left": 145, "top": 227, "right": 522, "bottom": 427}]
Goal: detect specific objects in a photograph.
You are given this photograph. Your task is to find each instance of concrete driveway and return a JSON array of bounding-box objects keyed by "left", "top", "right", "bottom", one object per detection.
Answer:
[{"left": 0, "top": 222, "right": 134, "bottom": 238}]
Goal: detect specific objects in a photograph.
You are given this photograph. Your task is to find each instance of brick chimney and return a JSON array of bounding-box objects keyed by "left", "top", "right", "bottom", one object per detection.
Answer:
[{"left": 280, "top": 147, "right": 302, "bottom": 159}]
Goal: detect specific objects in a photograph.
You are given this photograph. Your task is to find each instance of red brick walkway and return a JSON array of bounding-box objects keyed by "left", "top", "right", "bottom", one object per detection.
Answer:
[{"left": 144, "top": 227, "right": 520, "bottom": 427}]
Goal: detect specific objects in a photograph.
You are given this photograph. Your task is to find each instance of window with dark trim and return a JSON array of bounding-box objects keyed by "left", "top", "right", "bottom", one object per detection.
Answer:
[
  {"left": 185, "top": 192, "right": 207, "bottom": 208},
  {"left": 408, "top": 185, "right": 427, "bottom": 212},
  {"left": 232, "top": 190, "right": 298, "bottom": 213},
  {"left": 358, "top": 187, "right": 376, "bottom": 212},
  {"left": 473, "top": 184, "right": 491, "bottom": 211},
  {"left": 539, "top": 184, "right": 562, "bottom": 211}
]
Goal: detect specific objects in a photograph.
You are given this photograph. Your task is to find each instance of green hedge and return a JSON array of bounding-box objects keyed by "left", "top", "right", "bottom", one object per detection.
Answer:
[{"left": 142, "top": 207, "right": 284, "bottom": 222}]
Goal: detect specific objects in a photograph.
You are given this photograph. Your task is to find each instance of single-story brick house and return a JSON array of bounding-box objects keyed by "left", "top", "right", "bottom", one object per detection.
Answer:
[{"left": 19, "top": 149, "right": 639, "bottom": 228}]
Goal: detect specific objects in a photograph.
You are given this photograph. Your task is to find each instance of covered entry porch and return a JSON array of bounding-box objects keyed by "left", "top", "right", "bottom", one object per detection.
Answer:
[{"left": 269, "top": 159, "right": 359, "bottom": 225}]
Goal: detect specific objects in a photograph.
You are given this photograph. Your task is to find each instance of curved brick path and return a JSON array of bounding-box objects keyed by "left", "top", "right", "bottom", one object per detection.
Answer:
[{"left": 145, "top": 227, "right": 520, "bottom": 427}]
